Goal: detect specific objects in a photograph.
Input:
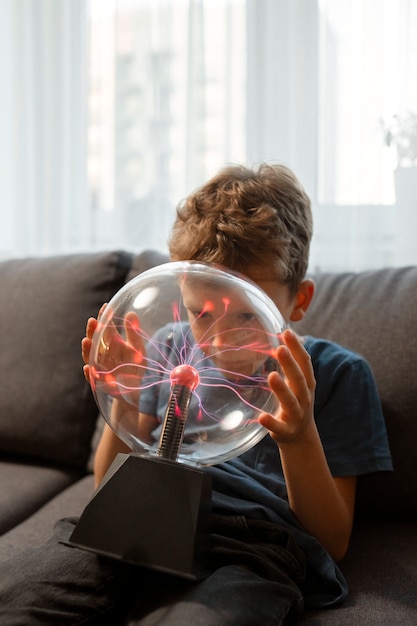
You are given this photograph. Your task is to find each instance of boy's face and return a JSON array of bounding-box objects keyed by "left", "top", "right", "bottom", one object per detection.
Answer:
[{"left": 180, "top": 267, "right": 297, "bottom": 377}]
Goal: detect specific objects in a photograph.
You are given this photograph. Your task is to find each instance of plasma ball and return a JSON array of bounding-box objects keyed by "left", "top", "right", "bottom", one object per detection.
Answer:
[{"left": 169, "top": 364, "right": 200, "bottom": 391}]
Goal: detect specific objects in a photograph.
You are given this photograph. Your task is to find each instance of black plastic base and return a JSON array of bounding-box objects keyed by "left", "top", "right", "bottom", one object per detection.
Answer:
[{"left": 66, "top": 453, "right": 212, "bottom": 580}]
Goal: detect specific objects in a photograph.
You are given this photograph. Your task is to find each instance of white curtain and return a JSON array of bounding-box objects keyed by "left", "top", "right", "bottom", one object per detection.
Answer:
[
  {"left": 1, "top": 0, "right": 417, "bottom": 270},
  {"left": 0, "top": 0, "right": 88, "bottom": 259},
  {"left": 245, "top": 0, "right": 417, "bottom": 271},
  {"left": 87, "top": 0, "right": 247, "bottom": 253},
  {"left": 313, "top": 0, "right": 417, "bottom": 270}
]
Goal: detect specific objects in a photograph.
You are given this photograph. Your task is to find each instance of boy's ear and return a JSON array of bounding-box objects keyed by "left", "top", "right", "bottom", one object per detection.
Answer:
[{"left": 289, "top": 279, "right": 315, "bottom": 322}]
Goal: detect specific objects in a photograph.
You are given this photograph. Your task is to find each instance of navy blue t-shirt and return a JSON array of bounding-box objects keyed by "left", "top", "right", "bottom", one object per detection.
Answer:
[
  {"left": 206, "top": 336, "right": 392, "bottom": 607},
  {"left": 139, "top": 327, "right": 392, "bottom": 608}
]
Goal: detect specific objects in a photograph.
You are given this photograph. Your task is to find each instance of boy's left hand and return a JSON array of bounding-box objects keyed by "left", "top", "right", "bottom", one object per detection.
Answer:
[{"left": 258, "top": 328, "right": 316, "bottom": 445}]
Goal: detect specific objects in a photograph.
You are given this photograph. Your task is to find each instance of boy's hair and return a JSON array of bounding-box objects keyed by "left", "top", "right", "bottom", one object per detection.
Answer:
[{"left": 168, "top": 163, "right": 312, "bottom": 295}]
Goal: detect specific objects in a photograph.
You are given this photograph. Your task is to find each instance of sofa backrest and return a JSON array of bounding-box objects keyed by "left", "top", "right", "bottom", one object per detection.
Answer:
[
  {"left": 294, "top": 267, "right": 417, "bottom": 519},
  {"left": 0, "top": 251, "right": 132, "bottom": 469}
]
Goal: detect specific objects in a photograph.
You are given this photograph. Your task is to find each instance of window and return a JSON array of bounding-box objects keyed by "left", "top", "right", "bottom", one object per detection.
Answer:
[
  {"left": 1, "top": 0, "right": 416, "bottom": 270},
  {"left": 312, "top": 0, "right": 417, "bottom": 270},
  {"left": 88, "top": 0, "right": 246, "bottom": 252}
]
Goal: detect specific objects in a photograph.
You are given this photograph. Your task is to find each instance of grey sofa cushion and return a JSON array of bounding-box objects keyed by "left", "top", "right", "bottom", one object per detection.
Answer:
[
  {"left": 294, "top": 267, "right": 417, "bottom": 518},
  {"left": 0, "top": 475, "right": 95, "bottom": 561},
  {"left": 0, "top": 251, "right": 132, "bottom": 468},
  {"left": 125, "top": 249, "right": 169, "bottom": 283},
  {"left": 299, "top": 519, "right": 417, "bottom": 624},
  {"left": 0, "top": 460, "right": 81, "bottom": 535}
]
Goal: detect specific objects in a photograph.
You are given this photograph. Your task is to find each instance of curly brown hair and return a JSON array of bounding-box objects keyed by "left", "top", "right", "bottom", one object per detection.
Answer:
[{"left": 168, "top": 163, "right": 312, "bottom": 295}]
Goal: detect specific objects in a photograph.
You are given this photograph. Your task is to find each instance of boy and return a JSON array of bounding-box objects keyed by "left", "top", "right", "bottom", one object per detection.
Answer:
[{"left": 0, "top": 164, "right": 392, "bottom": 625}]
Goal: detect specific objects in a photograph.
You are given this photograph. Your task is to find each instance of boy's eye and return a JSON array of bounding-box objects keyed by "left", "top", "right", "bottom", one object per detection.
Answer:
[
  {"left": 238, "top": 312, "right": 257, "bottom": 324},
  {"left": 190, "top": 310, "right": 212, "bottom": 320}
]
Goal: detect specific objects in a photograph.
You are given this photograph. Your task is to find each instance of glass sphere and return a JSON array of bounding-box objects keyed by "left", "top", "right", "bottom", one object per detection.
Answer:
[{"left": 89, "top": 261, "right": 285, "bottom": 466}]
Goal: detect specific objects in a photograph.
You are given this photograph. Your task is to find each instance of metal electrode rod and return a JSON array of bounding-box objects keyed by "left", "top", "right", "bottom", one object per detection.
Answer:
[
  {"left": 156, "top": 364, "right": 200, "bottom": 461},
  {"left": 156, "top": 384, "right": 193, "bottom": 461}
]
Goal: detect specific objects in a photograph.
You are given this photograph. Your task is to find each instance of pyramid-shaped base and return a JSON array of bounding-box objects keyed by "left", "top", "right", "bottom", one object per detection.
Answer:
[{"left": 66, "top": 453, "right": 212, "bottom": 580}]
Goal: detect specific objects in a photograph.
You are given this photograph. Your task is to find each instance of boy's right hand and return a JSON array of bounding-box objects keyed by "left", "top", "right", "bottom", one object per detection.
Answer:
[{"left": 81, "top": 304, "right": 145, "bottom": 406}]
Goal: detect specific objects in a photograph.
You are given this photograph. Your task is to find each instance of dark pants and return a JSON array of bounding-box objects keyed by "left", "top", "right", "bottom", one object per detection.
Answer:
[{"left": 0, "top": 515, "right": 306, "bottom": 626}]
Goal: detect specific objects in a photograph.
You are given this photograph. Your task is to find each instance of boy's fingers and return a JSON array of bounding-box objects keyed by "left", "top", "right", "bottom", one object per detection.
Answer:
[
  {"left": 81, "top": 337, "right": 92, "bottom": 365},
  {"left": 267, "top": 369, "right": 303, "bottom": 421},
  {"left": 98, "top": 303, "right": 108, "bottom": 319},
  {"left": 124, "top": 312, "right": 146, "bottom": 363},
  {"left": 124, "top": 311, "right": 140, "bottom": 340},
  {"left": 85, "top": 317, "right": 98, "bottom": 340},
  {"left": 275, "top": 345, "right": 307, "bottom": 401},
  {"left": 278, "top": 330, "right": 315, "bottom": 391},
  {"left": 83, "top": 364, "right": 90, "bottom": 382},
  {"left": 258, "top": 411, "right": 284, "bottom": 435}
]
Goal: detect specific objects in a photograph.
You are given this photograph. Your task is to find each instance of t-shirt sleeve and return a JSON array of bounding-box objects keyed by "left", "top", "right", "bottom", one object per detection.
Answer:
[{"left": 307, "top": 339, "right": 393, "bottom": 477}]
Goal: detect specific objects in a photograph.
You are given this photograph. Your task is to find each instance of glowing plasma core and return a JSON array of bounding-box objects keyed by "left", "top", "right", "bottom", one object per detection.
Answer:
[
  {"left": 89, "top": 261, "right": 286, "bottom": 467},
  {"left": 170, "top": 364, "right": 200, "bottom": 391}
]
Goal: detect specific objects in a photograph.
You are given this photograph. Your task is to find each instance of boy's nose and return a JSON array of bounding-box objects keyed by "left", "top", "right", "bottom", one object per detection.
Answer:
[{"left": 210, "top": 323, "right": 234, "bottom": 349}]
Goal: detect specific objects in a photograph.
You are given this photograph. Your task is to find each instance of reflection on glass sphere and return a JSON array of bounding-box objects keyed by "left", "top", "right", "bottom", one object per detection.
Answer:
[{"left": 89, "top": 261, "right": 285, "bottom": 466}]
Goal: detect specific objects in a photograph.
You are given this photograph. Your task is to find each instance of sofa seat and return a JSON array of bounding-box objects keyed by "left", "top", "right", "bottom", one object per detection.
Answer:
[
  {"left": 0, "top": 475, "right": 95, "bottom": 562},
  {"left": 0, "top": 458, "right": 82, "bottom": 535},
  {"left": 300, "top": 519, "right": 417, "bottom": 624}
]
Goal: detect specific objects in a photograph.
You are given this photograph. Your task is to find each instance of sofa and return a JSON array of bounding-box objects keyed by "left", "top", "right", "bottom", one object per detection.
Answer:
[{"left": 0, "top": 249, "right": 416, "bottom": 624}]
